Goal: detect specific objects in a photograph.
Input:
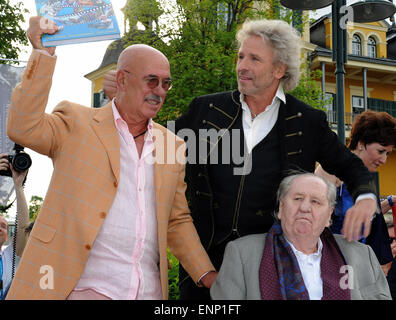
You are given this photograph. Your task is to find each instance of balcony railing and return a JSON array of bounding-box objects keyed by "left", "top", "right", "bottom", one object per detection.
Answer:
[
  {"left": 324, "top": 97, "right": 396, "bottom": 127},
  {"left": 325, "top": 110, "right": 356, "bottom": 129}
]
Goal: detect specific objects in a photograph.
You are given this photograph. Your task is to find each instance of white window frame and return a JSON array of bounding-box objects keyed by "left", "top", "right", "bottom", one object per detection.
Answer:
[
  {"left": 352, "top": 95, "right": 364, "bottom": 114},
  {"left": 367, "top": 37, "right": 377, "bottom": 58},
  {"left": 352, "top": 34, "right": 362, "bottom": 55}
]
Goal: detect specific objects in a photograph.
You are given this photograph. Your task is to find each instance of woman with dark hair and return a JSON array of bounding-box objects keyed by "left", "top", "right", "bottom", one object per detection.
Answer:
[{"left": 316, "top": 110, "right": 396, "bottom": 274}]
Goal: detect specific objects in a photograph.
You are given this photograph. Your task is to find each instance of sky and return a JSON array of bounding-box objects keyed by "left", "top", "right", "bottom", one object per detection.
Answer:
[{"left": 3, "top": 0, "right": 380, "bottom": 217}]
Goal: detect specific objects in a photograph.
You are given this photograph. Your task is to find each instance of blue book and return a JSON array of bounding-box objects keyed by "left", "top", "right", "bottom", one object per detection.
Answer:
[{"left": 35, "top": 0, "right": 121, "bottom": 47}]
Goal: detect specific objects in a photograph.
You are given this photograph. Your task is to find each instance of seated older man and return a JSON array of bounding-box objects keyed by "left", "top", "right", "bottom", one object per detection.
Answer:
[{"left": 210, "top": 173, "right": 391, "bottom": 300}]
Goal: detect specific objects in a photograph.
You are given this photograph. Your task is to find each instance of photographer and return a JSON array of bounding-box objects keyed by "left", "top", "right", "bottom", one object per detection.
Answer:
[{"left": 0, "top": 153, "right": 29, "bottom": 299}]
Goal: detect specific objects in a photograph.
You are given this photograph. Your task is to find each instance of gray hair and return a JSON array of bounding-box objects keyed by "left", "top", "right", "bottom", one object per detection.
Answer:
[
  {"left": 277, "top": 172, "right": 337, "bottom": 213},
  {"left": 236, "top": 19, "right": 302, "bottom": 92}
]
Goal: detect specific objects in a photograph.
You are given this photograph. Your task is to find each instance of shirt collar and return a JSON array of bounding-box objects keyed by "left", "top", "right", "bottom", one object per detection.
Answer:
[
  {"left": 287, "top": 237, "right": 323, "bottom": 258},
  {"left": 239, "top": 83, "right": 286, "bottom": 111},
  {"left": 111, "top": 99, "right": 154, "bottom": 141}
]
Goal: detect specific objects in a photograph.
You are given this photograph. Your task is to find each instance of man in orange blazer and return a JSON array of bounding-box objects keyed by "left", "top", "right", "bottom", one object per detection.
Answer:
[{"left": 5, "top": 16, "right": 216, "bottom": 300}]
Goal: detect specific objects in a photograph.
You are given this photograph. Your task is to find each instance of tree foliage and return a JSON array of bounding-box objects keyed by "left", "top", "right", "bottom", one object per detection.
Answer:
[
  {"left": 154, "top": 0, "right": 267, "bottom": 124},
  {"left": 0, "top": 199, "right": 14, "bottom": 218},
  {"left": 28, "top": 195, "right": 43, "bottom": 221},
  {"left": 0, "top": 0, "right": 29, "bottom": 63},
  {"left": 291, "top": 65, "right": 329, "bottom": 111},
  {"left": 124, "top": 0, "right": 163, "bottom": 33},
  {"left": 167, "top": 249, "right": 179, "bottom": 300},
  {"left": 0, "top": 194, "right": 42, "bottom": 226}
]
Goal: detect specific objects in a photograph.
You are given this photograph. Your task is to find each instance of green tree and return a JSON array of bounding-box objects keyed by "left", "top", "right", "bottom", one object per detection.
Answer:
[
  {"left": 28, "top": 195, "right": 43, "bottom": 221},
  {"left": 290, "top": 67, "right": 329, "bottom": 111},
  {"left": 167, "top": 249, "right": 179, "bottom": 300},
  {"left": 124, "top": 0, "right": 163, "bottom": 32},
  {"left": 154, "top": 0, "right": 267, "bottom": 124},
  {"left": 0, "top": 194, "right": 42, "bottom": 222},
  {"left": 0, "top": 200, "right": 13, "bottom": 219},
  {"left": 122, "top": 0, "right": 165, "bottom": 46},
  {"left": 0, "top": 0, "right": 29, "bottom": 63}
]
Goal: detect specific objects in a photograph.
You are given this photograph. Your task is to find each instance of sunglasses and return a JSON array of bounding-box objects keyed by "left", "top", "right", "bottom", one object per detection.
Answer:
[{"left": 123, "top": 70, "right": 173, "bottom": 91}]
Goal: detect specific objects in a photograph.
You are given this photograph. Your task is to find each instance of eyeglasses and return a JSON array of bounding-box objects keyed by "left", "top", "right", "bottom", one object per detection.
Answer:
[{"left": 123, "top": 69, "right": 173, "bottom": 91}]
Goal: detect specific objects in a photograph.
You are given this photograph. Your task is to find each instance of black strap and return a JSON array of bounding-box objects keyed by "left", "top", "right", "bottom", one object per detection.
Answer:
[{"left": 133, "top": 130, "right": 147, "bottom": 139}]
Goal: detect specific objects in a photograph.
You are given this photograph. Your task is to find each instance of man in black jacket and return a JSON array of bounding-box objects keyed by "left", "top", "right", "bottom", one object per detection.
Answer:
[
  {"left": 103, "top": 19, "right": 378, "bottom": 300},
  {"left": 174, "top": 19, "right": 377, "bottom": 299}
]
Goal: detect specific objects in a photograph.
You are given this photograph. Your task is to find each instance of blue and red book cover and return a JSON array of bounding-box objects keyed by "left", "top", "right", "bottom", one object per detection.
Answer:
[{"left": 35, "top": 0, "right": 121, "bottom": 47}]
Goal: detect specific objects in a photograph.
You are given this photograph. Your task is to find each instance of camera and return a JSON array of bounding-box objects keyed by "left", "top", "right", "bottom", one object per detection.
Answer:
[{"left": 0, "top": 144, "right": 32, "bottom": 177}]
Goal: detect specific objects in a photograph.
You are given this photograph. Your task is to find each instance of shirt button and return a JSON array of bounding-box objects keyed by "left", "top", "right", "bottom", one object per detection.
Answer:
[
  {"left": 85, "top": 244, "right": 91, "bottom": 250},
  {"left": 100, "top": 212, "right": 106, "bottom": 219},
  {"left": 113, "top": 181, "right": 118, "bottom": 188}
]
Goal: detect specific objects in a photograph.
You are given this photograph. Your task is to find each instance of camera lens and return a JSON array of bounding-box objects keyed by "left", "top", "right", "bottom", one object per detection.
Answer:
[{"left": 12, "top": 153, "right": 32, "bottom": 171}]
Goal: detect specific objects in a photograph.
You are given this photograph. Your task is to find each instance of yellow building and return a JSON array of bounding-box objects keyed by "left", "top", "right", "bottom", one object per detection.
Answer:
[{"left": 308, "top": 15, "right": 396, "bottom": 196}]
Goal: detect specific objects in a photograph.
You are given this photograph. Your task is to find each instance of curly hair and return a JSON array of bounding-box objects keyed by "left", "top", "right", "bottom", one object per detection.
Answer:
[
  {"left": 236, "top": 19, "right": 302, "bottom": 92},
  {"left": 348, "top": 110, "right": 396, "bottom": 150}
]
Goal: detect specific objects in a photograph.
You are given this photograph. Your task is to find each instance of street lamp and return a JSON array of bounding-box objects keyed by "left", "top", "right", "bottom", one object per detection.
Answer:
[
  {"left": 352, "top": 0, "right": 396, "bottom": 22},
  {"left": 280, "top": 0, "right": 396, "bottom": 144},
  {"left": 280, "top": 0, "right": 335, "bottom": 10}
]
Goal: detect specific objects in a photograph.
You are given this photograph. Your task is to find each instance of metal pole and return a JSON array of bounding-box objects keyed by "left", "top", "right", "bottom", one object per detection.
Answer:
[
  {"left": 321, "top": 61, "right": 326, "bottom": 92},
  {"left": 363, "top": 67, "right": 368, "bottom": 111},
  {"left": 332, "top": 0, "right": 346, "bottom": 144}
]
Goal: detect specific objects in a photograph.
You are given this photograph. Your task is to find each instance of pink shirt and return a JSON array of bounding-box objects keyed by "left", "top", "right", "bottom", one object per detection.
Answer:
[{"left": 72, "top": 100, "right": 161, "bottom": 299}]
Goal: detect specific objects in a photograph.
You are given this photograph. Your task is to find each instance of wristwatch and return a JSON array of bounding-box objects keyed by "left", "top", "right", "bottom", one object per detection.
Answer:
[{"left": 388, "top": 195, "right": 394, "bottom": 208}]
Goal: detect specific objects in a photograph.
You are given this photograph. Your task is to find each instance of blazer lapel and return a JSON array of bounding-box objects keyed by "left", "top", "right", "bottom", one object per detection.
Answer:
[
  {"left": 91, "top": 102, "right": 120, "bottom": 183},
  {"left": 153, "top": 122, "right": 165, "bottom": 235},
  {"left": 153, "top": 122, "right": 164, "bottom": 193},
  {"left": 152, "top": 123, "right": 168, "bottom": 297}
]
